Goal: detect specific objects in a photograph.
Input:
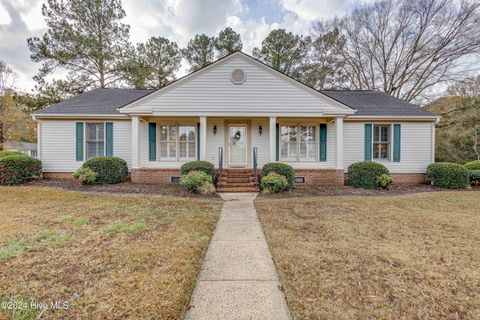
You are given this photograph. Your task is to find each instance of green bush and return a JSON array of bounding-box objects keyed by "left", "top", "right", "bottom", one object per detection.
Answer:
[
  {"left": 0, "top": 151, "right": 25, "bottom": 158},
  {"left": 73, "top": 167, "right": 97, "bottom": 185},
  {"left": 426, "top": 162, "right": 470, "bottom": 189},
  {"left": 0, "top": 155, "right": 42, "bottom": 185},
  {"left": 179, "top": 171, "right": 215, "bottom": 194},
  {"left": 348, "top": 161, "right": 389, "bottom": 189},
  {"left": 81, "top": 156, "right": 128, "bottom": 184},
  {"left": 464, "top": 160, "right": 480, "bottom": 170},
  {"left": 180, "top": 160, "right": 215, "bottom": 179},
  {"left": 377, "top": 173, "right": 393, "bottom": 190},
  {"left": 262, "top": 162, "right": 294, "bottom": 187},
  {"left": 468, "top": 170, "right": 480, "bottom": 185},
  {"left": 260, "top": 172, "right": 289, "bottom": 193}
]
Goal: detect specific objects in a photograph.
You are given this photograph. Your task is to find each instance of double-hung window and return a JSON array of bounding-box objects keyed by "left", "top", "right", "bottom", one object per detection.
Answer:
[
  {"left": 159, "top": 124, "right": 196, "bottom": 161},
  {"left": 86, "top": 123, "right": 104, "bottom": 159},
  {"left": 280, "top": 125, "right": 317, "bottom": 161},
  {"left": 373, "top": 125, "right": 390, "bottom": 160}
]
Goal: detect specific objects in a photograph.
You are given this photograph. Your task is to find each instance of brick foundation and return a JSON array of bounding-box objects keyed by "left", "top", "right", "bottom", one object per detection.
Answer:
[
  {"left": 344, "top": 173, "right": 426, "bottom": 185},
  {"left": 43, "top": 169, "right": 426, "bottom": 187},
  {"left": 131, "top": 168, "right": 181, "bottom": 184},
  {"left": 293, "top": 169, "right": 345, "bottom": 187},
  {"left": 390, "top": 173, "right": 426, "bottom": 185},
  {"left": 43, "top": 172, "right": 74, "bottom": 180}
]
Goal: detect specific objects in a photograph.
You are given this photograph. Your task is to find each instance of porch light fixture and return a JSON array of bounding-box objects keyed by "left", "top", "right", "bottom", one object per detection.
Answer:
[
  {"left": 213, "top": 125, "right": 217, "bottom": 135},
  {"left": 258, "top": 125, "right": 263, "bottom": 135}
]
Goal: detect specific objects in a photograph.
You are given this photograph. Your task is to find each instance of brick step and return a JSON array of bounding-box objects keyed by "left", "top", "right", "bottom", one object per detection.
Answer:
[
  {"left": 221, "top": 177, "right": 255, "bottom": 183},
  {"left": 217, "top": 186, "right": 259, "bottom": 192},
  {"left": 222, "top": 173, "right": 254, "bottom": 178},
  {"left": 218, "top": 182, "right": 256, "bottom": 187},
  {"left": 222, "top": 169, "right": 253, "bottom": 174}
]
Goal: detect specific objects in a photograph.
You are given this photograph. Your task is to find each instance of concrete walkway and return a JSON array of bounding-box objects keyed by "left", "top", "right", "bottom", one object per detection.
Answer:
[{"left": 184, "top": 193, "right": 291, "bottom": 320}]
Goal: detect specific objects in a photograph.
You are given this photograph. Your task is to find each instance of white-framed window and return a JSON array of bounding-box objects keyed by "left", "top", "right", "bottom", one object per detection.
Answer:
[
  {"left": 373, "top": 124, "right": 390, "bottom": 160},
  {"left": 159, "top": 124, "right": 196, "bottom": 161},
  {"left": 86, "top": 122, "right": 104, "bottom": 159},
  {"left": 280, "top": 125, "right": 317, "bottom": 162}
]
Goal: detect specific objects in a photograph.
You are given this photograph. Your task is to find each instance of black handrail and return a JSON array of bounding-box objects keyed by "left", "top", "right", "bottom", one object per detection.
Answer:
[
  {"left": 253, "top": 146, "right": 258, "bottom": 187},
  {"left": 218, "top": 147, "right": 223, "bottom": 185}
]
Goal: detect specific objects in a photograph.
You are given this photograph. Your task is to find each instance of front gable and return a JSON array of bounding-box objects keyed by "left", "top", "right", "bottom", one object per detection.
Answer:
[{"left": 120, "top": 52, "right": 355, "bottom": 116}]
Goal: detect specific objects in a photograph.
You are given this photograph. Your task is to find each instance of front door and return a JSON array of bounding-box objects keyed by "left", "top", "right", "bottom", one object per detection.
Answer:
[{"left": 229, "top": 125, "right": 247, "bottom": 167}]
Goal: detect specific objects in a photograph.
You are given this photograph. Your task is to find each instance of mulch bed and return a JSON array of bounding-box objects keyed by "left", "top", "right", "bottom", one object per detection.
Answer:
[
  {"left": 26, "top": 179, "right": 221, "bottom": 198},
  {"left": 259, "top": 184, "right": 480, "bottom": 198}
]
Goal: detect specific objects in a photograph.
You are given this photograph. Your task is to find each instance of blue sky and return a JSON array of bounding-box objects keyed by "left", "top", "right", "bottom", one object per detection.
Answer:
[{"left": 0, "top": 0, "right": 376, "bottom": 91}]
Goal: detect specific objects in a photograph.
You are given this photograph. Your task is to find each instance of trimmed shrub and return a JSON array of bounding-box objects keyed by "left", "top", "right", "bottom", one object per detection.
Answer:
[
  {"left": 179, "top": 171, "right": 215, "bottom": 194},
  {"left": 468, "top": 170, "right": 480, "bottom": 185},
  {"left": 348, "top": 161, "right": 390, "bottom": 189},
  {"left": 0, "top": 155, "right": 42, "bottom": 185},
  {"left": 464, "top": 160, "right": 480, "bottom": 170},
  {"left": 0, "top": 151, "right": 25, "bottom": 158},
  {"left": 82, "top": 156, "right": 128, "bottom": 184},
  {"left": 180, "top": 161, "right": 215, "bottom": 179},
  {"left": 377, "top": 173, "right": 393, "bottom": 190},
  {"left": 261, "top": 172, "right": 289, "bottom": 193},
  {"left": 73, "top": 167, "right": 97, "bottom": 185},
  {"left": 198, "top": 181, "right": 216, "bottom": 195},
  {"left": 426, "top": 162, "right": 470, "bottom": 189},
  {"left": 262, "top": 162, "right": 294, "bottom": 187}
]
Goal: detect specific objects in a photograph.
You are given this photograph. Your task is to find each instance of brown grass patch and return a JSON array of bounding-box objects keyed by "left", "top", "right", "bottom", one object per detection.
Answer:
[
  {"left": 0, "top": 186, "right": 222, "bottom": 319},
  {"left": 255, "top": 192, "right": 480, "bottom": 320}
]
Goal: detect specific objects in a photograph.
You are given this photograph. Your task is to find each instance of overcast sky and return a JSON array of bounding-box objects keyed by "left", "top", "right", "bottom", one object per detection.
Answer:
[{"left": 0, "top": 0, "right": 376, "bottom": 91}]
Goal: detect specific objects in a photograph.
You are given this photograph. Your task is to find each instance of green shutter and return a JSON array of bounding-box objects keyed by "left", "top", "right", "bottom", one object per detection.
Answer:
[
  {"left": 364, "top": 124, "right": 372, "bottom": 161},
  {"left": 148, "top": 123, "right": 156, "bottom": 161},
  {"left": 275, "top": 123, "right": 279, "bottom": 161},
  {"left": 197, "top": 123, "right": 200, "bottom": 160},
  {"left": 393, "top": 124, "right": 401, "bottom": 162},
  {"left": 76, "top": 122, "right": 84, "bottom": 161},
  {"left": 105, "top": 122, "right": 113, "bottom": 156},
  {"left": 319, "top": 124, "right": 327, "bottom": 162}
]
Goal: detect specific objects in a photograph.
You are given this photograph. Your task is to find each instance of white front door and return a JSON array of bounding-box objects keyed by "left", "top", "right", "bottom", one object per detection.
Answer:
[{"left": 229, "top": 125, "right": 247, "bottom": 167}]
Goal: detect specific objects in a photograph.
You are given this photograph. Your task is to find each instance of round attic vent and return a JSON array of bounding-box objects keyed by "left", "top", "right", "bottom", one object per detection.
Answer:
[{"left": 231, "top": 69, "right": 246, "bottom": 84}]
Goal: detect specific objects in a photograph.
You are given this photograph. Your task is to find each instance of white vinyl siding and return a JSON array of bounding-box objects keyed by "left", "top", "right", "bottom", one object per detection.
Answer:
[
  {"left": 344, "top": 122, "right": 434, "bottom": 173},
  {"left": 40, "top": 120, "right": 132, "bottom": 172},
  {"left": 251, "top": 118, "right": 269, "bottom": 167},
  {"left": 206, "top": 118, "right": 225, "bottom": 166},
  {"left": 128, "top": 57, "right": 347, "bottom": 116}
]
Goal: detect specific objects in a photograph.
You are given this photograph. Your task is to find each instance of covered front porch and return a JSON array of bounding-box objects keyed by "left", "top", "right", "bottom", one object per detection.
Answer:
[{"left": 129, "top": 115, "right": 346, "bottom": 186}]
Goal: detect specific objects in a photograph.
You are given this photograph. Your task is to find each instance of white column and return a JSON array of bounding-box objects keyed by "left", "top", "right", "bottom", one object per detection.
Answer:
[
  {"left": 131, "top": 116, "right": 140, "bottom": 168},
  {"left": 199, "top": 116, "right": 207, "bottom": 160},
  {"left": 269, "top": 116, "right": 277, "bottom": 162},
  {"left": 335, "top": 116, "right": 344, "bottom": 170},
  {"left": 37, "top": 121, "right": 42, "bottom": 160}
]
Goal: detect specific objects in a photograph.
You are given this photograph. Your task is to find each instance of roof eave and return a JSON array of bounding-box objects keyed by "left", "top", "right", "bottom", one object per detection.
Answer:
[
  {"left": 346, "top": 115, "right": 440, "bottom": 121},
  {"left": 33, "top": 114, "right": 128, "bottom": 120}
]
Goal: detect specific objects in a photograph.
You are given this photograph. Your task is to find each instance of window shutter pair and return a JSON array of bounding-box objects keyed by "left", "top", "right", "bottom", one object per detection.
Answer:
[
  {"left": 76, "top": 122, "right": 113, "bottom": 161},
  {"left": 364, "top": 123, "right": 401, "bottom": 162}
]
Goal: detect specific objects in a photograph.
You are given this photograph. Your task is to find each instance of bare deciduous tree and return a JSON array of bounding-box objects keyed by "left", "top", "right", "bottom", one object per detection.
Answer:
[{"left": 316, "top": 0, "right": 480, "bottom": 102}]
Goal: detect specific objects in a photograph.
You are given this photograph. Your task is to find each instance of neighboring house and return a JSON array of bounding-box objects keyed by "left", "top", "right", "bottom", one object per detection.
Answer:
[
  {"left": 4, "top": 142, "right": 38, "bottom": 158},
  {"left": 33, "top": 51, "right": 439, "bottom": 189}
]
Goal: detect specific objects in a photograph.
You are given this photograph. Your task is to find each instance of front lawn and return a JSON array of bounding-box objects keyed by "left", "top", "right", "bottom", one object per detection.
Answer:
[
  {"left": 255, "top": 192, "right": 480, "bottom": 320},
  {"left": 0, "top": 187, "right": 222, "bottom": 319}
]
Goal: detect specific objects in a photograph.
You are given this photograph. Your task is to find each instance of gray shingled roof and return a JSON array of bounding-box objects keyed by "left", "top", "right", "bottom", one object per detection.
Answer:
[
  {"left": 34, "top": 87, "right": 436, "bottom": 118},
  {"left": 320, "top": 90, "right": 436, "bottom": 117},
  {"left": 34, "top": 88, "right": 155, "bottom": 115}
]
